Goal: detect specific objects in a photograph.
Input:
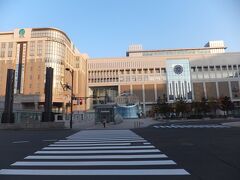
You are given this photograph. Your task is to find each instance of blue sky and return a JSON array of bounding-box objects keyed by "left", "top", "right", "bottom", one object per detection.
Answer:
[{"left": 0, "top": 0, "right": 240, "bottom": 58}]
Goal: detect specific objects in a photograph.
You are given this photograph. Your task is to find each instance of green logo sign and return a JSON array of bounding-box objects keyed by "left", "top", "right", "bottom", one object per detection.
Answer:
[{"left": 19, "top": 29, "right": 25, "bottom": 37}]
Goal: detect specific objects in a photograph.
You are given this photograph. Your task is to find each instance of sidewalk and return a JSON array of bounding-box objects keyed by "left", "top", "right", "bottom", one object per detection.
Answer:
[
  {"left": 85, "top": 118, "right": 158, "bottom": 130},
  {"left": 222, "top": 121, "right": 240, "bottom": 127},
  {"left": 69, "top": 117, "right": 240, "bottom": 130}
]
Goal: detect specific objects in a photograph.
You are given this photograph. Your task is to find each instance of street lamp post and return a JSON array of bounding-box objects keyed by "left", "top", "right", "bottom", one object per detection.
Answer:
[{"left": 65, "top": 68, "right": 74, "bottom": 129}]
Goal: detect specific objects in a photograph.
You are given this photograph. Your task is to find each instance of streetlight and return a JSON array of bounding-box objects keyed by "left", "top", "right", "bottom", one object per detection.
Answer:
[{"left": 65, "top": 68, "right": 74, "bottom": 129}]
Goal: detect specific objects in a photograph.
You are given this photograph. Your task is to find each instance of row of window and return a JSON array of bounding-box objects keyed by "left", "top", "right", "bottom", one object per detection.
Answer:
[
  {"left": 31, "top": 30, "right": 71, "bottom": 48},
  {"left": 0, "top": 42, "right": 13, "bottom": 49},
  {"left": 89, "top": 78, "right": 119, "bottom": 83},
  {"left": 29, "top": 41, "right": 43, "bottom": 56},
  {"left": 191, "top": 65, "right": 240, "bottom": 72},
  {"left": 0, "top": 42, "right": 13, "bottom": 58},
  {"left": 88, "top": 75, "right": 167, "bottom": 83},
  {"left": 88, "top": 64, "right": 240, "bottom": 78},
  {"left": 88, "top": 68, "right": 167, "bottom": 77}
]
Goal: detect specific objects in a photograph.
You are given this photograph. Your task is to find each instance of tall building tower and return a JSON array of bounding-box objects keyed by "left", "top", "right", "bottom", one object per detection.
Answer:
[{"left": 0, "top": 28, "right": 88, "bottom": 111}]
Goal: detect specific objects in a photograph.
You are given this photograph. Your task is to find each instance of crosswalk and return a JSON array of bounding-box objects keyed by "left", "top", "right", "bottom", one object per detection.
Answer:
[
  {"left": 0, "top": 130, "right": 190, "bottom": 176},
  {"left": 153, "top": 124, "right": 230, "bottom": 129}
]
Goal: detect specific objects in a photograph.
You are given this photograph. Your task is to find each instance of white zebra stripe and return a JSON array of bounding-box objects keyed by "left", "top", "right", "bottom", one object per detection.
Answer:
[
  {"left": 43, "top": 145, "right": 155, "bottom": 150},
  {"left": 35, "top": 149, "right": 160, "bottom": 154},
  {"left": 25, "top": 154, "right": 168, "bottom": 160},
  {"left": 12, "top": 160, "right": 176, "bottom": 166},
  {"left": 0, "top": 169, "right": 190, "bottom": 175}
]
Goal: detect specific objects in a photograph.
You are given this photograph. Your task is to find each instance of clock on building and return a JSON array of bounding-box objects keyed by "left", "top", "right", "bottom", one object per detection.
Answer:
[{"left": 173, "top": 65, "right": 183, "bottom": 74}]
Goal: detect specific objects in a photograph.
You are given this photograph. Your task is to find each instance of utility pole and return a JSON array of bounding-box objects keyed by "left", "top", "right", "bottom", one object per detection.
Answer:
[{"left": 65, "top": 68, "right": 74, "bottom": 129}]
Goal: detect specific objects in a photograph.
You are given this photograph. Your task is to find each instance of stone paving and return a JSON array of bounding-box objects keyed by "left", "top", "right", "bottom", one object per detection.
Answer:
[{"left": 86, "top": 118, "right": 158, "bottom": 130}]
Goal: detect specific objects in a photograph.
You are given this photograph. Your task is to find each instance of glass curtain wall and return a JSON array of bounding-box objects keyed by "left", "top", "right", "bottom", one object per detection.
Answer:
[{"left": 32, "top": 29, "right": 69, "bottom": 96}]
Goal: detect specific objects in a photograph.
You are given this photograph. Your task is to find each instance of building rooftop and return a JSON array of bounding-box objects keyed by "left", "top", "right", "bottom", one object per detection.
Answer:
[{"left": 126, "top": 41, "right": 227, "bottom": 57}]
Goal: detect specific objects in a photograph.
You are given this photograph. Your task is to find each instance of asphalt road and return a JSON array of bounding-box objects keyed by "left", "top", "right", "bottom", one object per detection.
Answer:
[
  {"left": 0, "top": 120, "right": 239, "bottom": 180},
  {"left": 134, "top": 120, "right": 240, "bottom": 180},
  {"left": 0, "top": 129, "right": 76, "bottom": 171}
]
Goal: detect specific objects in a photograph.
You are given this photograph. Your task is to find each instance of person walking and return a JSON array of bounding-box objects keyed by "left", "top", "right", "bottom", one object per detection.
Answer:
[{"left": 102, "top": 118, "right": 106, "bottom": 128}]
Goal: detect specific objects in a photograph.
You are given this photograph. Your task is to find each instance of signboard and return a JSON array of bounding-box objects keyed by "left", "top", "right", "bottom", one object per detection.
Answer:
[{"left": 19, "top": 29, "right": 25, "bottom": 38}]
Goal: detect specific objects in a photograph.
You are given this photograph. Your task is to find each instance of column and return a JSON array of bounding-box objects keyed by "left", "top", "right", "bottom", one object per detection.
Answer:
[
  {"left": 203, "top": 82, "right": 207, "bottom": 99},
  {"left": 142, "top": 84, "right": 146, "bottom": 115},
  {"left": 216, "top": 81, "right": 219, "bottom": 98},
  {"left": 154, "top": 84, "right": 157, "bottom": 101}
]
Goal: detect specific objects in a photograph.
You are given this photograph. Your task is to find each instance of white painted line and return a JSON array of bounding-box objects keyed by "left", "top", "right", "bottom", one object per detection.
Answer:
[
  {"left": 0, "top": 169, "right": 189, "bottom": 175},
  {"left": 12, "top": 160, "right": 176, "bottom": 166},
  {"left": 35, "top": 149, "right": 160, "bottom": 154},
  {"left": 49, "top": 143, "right": 132, "bottom": 147},
  {"left": 157, "top": 124, "right": 230, "bottom": 129},
  {"left": 143, "top": 142, "right": 150, "bottom": 145},
  {"left": 12, "top": 141, "right": 29, "bottom": 144},
  {"left": 43, "top": 145, "right": 155, "bottom": 150},
  {"left": 25, "top": 154, "right": 167, "bottom": 160},
  {"left": 54, "top": 140, "right": 147, "bottom": 144},
  {"left": 59, "top": 138, "right": 145, "bottom": 142}
]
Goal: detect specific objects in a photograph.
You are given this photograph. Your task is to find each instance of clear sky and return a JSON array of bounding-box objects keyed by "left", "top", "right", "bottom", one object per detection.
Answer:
[{"left": 0, "top": 0, "right": 240, "bottom": 58}]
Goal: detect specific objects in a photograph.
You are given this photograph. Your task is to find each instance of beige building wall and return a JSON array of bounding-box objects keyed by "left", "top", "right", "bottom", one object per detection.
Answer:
[
  {"left": 205, "top": 82, "right": 217, "bottom": 99},
  {"left": 193, "top": 82, "right": 205, "bottom": 101},
  {"left": 88, "top": 52, "right": 240, "bottom": 113},
  {"left": 218, "top": 82, "right": 230, "bottom": 98},
  {"left": 144, "top": 84, "right": 155, "bottom": 102},
  {"left": 156, "top": 84, "right": 167, "bottom": 99},
  {"left": 0, "top": 28, "right": 88, "bottom": 111}
]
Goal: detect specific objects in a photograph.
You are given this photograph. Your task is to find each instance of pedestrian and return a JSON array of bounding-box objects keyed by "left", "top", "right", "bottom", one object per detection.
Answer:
[{"left": 103, "top": 118, "right": 106, "bottom": 128}]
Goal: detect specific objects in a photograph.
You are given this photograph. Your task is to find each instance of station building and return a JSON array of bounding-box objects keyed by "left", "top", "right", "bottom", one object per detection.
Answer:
[
  {"left": 1, "top": 27, "right": 240, "bottom": 116},
  {"left": 88, "top": 42, "right": 240, "bottom": 114}
]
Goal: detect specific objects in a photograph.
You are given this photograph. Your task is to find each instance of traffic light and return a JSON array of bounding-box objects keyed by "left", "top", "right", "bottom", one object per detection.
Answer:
[{"left": 77, "top": 98, "right": 83, "bottom": 105}]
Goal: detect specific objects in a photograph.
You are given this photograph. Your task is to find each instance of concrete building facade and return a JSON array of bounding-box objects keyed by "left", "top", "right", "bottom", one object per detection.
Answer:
[
  {"left": 0, "top": 28, "right": 88, "bottom": 112},
  {"left": 88, "top": 41, "right": 240, "bottom": 114},
  {"left": 1, "top": 28, "right": 240, "bottom": 115}
]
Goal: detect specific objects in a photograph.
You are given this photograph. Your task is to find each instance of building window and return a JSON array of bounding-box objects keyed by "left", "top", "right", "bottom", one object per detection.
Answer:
[
  {"left": 161, "top": 68, "right": 166, "bottom": 73},
  {"left": 8, "top": 42, "right": 13, "bottom": 48},
  {"left": 197, "top": 66, "right": 202, "bottom": 72},
  {"left": 0, "top": 51, "right": 5, "bottom": 57},
  {"left": 1, "top": 42, "right": 6, "bottom": 48},
  {"left": 37, "top": 41, "right": 42, "bottom": 56},
  {"left": 29, "top": 41, "right": 35, "bottom": 56},
  {"left": 155, "top": 68, "right": 160, "bottom": 73},
  {"left": 8, "top": 51, "right": 12, "bottom": 57},
  {"left": 210, "top": 66, "right": 214, "bottom": 71},
  {"left": 203, "top": 66, "right": 208, "bottom": 71},
  {"left": 222, "top": 65, "right": 227, "bottom": 70},
  {"left": 191, "top": 67, "right": 196, "bottom": 72},
  {"left": 216, "top": 65, "right": 221, "bottom": 71}
]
